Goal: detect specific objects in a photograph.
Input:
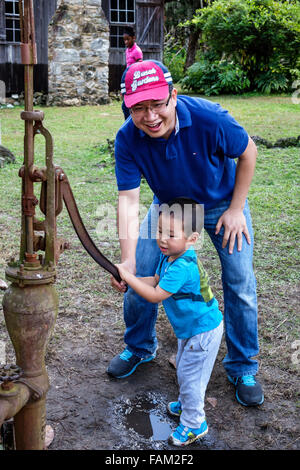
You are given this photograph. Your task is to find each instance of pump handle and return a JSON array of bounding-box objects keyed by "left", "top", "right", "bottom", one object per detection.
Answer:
[{"left": 59, "top": 173, "right": 123, "bottom": 285}]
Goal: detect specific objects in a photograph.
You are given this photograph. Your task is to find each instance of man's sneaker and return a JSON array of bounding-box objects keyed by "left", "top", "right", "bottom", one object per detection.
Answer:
[
  {"left": 107, "top": 348, "right": 156, "bottom": 379},
  {"left": 167, "top": 401, "right": 182, "bottom": 417},
  {"left": 168, "top": 421, "right": 208, "bottom": 446},
  {"left": 228, "top": 374, "right": 264, "bottom": 406}
]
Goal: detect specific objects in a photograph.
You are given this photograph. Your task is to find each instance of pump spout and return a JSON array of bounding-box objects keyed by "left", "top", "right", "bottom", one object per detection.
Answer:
[{"left": 0, "top": 383, "right": 30, "bottom": 428}]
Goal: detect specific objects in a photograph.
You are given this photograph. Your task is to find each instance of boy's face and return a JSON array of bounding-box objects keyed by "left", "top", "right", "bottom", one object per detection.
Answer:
[
  {"left": 123, "top": 34, "right": 135, "bottom": 48},
  {"left": 156, "top": 213, "right": 190, "bottom": 259}
]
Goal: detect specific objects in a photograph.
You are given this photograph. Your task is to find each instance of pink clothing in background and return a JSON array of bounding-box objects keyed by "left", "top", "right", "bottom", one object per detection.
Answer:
[{"left": 126, "top": 43, "right": 143, "bottom": 67}]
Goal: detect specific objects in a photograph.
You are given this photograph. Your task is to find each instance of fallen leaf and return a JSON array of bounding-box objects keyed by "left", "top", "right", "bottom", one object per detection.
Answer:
[
  {"left": 207, "top": 397, "right": 217, "bottom": 408},
  {"left": 168, "top": 353, "right": 176, "bottom": 369},
  {"left": 44, "top": 425, "right": 54, "bottom": 449}
]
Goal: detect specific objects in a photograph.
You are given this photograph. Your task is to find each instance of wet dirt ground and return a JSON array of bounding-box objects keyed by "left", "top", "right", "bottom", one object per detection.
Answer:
[
  {"left": 1, "top": 249, "right": 299, "bottom": 453},
  {"left": 43, "top": 288, "right": 299, "bottom": 452}
]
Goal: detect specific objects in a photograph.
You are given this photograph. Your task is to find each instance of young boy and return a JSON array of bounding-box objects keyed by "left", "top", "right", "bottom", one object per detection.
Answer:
[
  {"left": 121, "top": 27, "right": 143, "bottom": 120},
  {"left": 116, "top": 198, "right": 223, "bottom": 446}
]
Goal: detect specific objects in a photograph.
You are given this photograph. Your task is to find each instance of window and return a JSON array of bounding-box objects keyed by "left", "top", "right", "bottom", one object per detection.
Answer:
[
  {"left": 110, "top": 25, "right": 127, "bottom": 48},
  {"left": 110, "top": 0, "right": 135, "bottom": 48},
  {"left": 110, "top": 0, "right": 135, "bottom": 25},
  {"left": 5, "top": 0, "right": 20, "bottom": 43}
]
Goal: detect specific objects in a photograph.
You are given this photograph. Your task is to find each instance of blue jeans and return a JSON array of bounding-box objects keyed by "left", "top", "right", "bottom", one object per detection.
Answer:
[{"left": 123, "top": 199, "right": 259, "bottom": 378}]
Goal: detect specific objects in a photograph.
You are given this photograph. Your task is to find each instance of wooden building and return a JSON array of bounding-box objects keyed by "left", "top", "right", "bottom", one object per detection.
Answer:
[
  {"left": 0, "top": 0, "right": 57, "bottom": 95},
  {"left": 0, "top": 0, "right": 165, "bottom": 97},
  {"left": 102, "top": 0, "right": 165, "bottom": 91}
]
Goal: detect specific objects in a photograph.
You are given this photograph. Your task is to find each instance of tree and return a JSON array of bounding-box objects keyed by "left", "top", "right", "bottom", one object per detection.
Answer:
[{"left": 164, "top": 0, "right": 210, "bottom": 71}]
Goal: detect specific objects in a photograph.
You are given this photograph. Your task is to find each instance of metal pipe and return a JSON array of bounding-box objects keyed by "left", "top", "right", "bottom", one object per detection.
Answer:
[
  {"left": 19, "top": 0, "right": 37, "bottom": 259},
  {"left": 2, "top": 283, "right": 58, "bottom": 449},
  {"left": 0, "top": 384, "right": 30, "bottom": 429}
]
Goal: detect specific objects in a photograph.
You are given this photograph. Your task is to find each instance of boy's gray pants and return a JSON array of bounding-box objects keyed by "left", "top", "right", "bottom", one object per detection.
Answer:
[{"left": 176, "top": 321, "right": 223, "bottom": 429}]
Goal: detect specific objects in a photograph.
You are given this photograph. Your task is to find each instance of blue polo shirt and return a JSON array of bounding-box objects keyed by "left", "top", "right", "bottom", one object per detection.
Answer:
[
  {"left": 115, "top": 95, "right": 249, "bottom": 209},
  {"left": 155, "top": 247, "right": 223, "bottom": 339}
]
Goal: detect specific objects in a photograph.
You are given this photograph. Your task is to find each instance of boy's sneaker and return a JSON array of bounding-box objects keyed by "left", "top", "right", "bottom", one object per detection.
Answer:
[
  {"left": 167, "top": 401, "right": 182, "bottom": 417},
  {"left": 168, "top": 421, "right": 208, "bottom": 446},
  {"left": 228, "top": 374, "right": 264, "bottom": 406},
  {"left": 107, "top": 348, "right": 156, "bottom": 379}
]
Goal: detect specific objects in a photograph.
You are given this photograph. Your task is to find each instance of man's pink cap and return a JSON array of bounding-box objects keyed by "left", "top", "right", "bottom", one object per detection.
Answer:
[{"left": 121, "top": 60, "right": 173, "bottom": 108}]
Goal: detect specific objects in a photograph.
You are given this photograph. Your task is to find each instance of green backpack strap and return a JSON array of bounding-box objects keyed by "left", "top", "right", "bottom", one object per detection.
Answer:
[{"left": 197, "top": 258, "right": 214, "bottom": 303}]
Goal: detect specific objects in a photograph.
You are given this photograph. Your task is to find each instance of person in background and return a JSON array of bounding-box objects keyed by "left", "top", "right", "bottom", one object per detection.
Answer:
[{"left": 121, "top": 27, "right": 143, "bottom": 120}]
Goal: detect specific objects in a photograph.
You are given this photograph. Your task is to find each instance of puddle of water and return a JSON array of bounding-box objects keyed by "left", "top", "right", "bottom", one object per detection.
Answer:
[
  {"left": 124, "top": 396, "right": 172, "bottom": 441},
  {"left": 149, "top": 413, "right": 172, "bottom": 440},
  {"left": 117, "top": 393, "right": 229, "bottom": 449}
]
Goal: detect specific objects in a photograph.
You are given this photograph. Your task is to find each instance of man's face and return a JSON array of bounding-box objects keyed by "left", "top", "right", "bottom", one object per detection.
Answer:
[{"left": 129, "top": 88, "right": 177, "bottom": 140}]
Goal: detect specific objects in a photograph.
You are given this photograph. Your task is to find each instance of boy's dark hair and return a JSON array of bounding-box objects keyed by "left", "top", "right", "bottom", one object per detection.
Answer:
[
  {"left": 159, "top": 197, "right": 204, "bottom": 236},
  {"left": 123, "top": 26, "right": 135, "bottom": 37}
]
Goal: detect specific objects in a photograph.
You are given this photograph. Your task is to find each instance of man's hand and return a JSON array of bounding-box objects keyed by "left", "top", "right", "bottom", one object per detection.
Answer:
[
  {"left": 215, "top": 207, "right": 251, "bottom": 254},
  {"left": 215, "top": 137, "right": 257, "bottom": 254},
  {"left": 111, "top": 259, "right": 136, "bottom": 293}
]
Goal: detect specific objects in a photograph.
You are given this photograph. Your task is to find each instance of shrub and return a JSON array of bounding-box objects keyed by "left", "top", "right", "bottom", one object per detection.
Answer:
[
  {"left": 163, "top": 32, "right": 186, "bottom": 83},
  {"left": 184, "top": 0, "right": 300, "bottom": 94},
  {"left": 181, "top": 58, "right": 250, "bottom": 95}
]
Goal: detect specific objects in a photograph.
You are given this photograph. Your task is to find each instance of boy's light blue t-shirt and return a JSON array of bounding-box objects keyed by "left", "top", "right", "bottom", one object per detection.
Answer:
[{"left": 156, "top": 247, "right": 223, "bottom": 339}]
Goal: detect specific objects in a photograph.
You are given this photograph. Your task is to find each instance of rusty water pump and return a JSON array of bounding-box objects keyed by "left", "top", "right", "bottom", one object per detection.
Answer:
[{"left": 0, "top": 0, "right": 121, "bottom": 450}]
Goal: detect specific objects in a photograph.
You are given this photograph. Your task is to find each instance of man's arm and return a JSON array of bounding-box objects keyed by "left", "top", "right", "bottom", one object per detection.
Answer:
[
  {"left": 215, "top": 136, "right": 257, "bottom": 254},
  {"left": 111, "top": 187, "right": 140, "bottom": 292}
]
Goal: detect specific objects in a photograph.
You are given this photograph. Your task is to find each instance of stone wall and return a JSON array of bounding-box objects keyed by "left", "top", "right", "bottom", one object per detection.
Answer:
[{"left": 48, "top": 0, "right": 110, "bottom": 106}]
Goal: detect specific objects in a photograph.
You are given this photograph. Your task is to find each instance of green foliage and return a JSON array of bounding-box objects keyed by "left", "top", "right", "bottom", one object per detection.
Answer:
[
  {"left": 182, "top": 58, "right": 250, "bottom": 95},
  {"left": 183, "top": 0, "right": 300, "bottom": 94},
  {"left": 163, "top": 32, "right": 186, "bottom": 83}
]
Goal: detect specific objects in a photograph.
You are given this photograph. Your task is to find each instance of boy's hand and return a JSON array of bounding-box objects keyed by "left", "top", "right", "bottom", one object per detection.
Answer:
[{"left": 111, "top": 260, "right": 135, "bottom": 293}]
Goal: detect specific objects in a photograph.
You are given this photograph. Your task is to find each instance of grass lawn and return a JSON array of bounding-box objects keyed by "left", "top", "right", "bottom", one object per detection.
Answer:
[
  {"left": 0, "top": 94, "right": 299, "bottom": 449},
  {"left": 1, "top": 94, "right": 299, "bottom": 354}
]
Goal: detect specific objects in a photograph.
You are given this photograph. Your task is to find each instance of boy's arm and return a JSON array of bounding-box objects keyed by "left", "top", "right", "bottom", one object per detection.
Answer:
[
  {"left": 117, "top": 266, "right": 172, "bottom": 303},
  {"left": 138, "top": 276, "right": 159, "bottom": 287}
]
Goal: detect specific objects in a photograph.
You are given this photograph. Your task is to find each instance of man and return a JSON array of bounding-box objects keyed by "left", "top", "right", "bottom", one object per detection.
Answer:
[{"left": 109, "top": 60, "right": 264, "bottom": 407}]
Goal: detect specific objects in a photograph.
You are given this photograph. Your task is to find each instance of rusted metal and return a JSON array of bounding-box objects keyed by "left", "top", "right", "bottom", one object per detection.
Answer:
[
  {"left": 60, "top": 171, "right": 122, "bottom": 282},
  {"left": 1, "top": 0, "right": 123, "bottom": 452},
  {"left": 21, "top": 110, "right": 44, "bottom": 121},
  {"left": 2, "top": 282, "right": 58, "bottom": 449},
  {"left": 0, "top": 365, "right": 22, "bottom": 383},
  {"left": 19, "top": 0, "right": 37, "bottom": 66},
  {"left": 19, "top": 0, "right": 36, "bottom": 260},
  {"left": 22, "top": 194, "right": 39, "bottom": 216}
]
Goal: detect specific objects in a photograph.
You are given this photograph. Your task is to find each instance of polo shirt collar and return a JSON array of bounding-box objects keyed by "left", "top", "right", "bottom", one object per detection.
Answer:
[{"left": 176, "top": 97, "right": 192, "bottom": 130}]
